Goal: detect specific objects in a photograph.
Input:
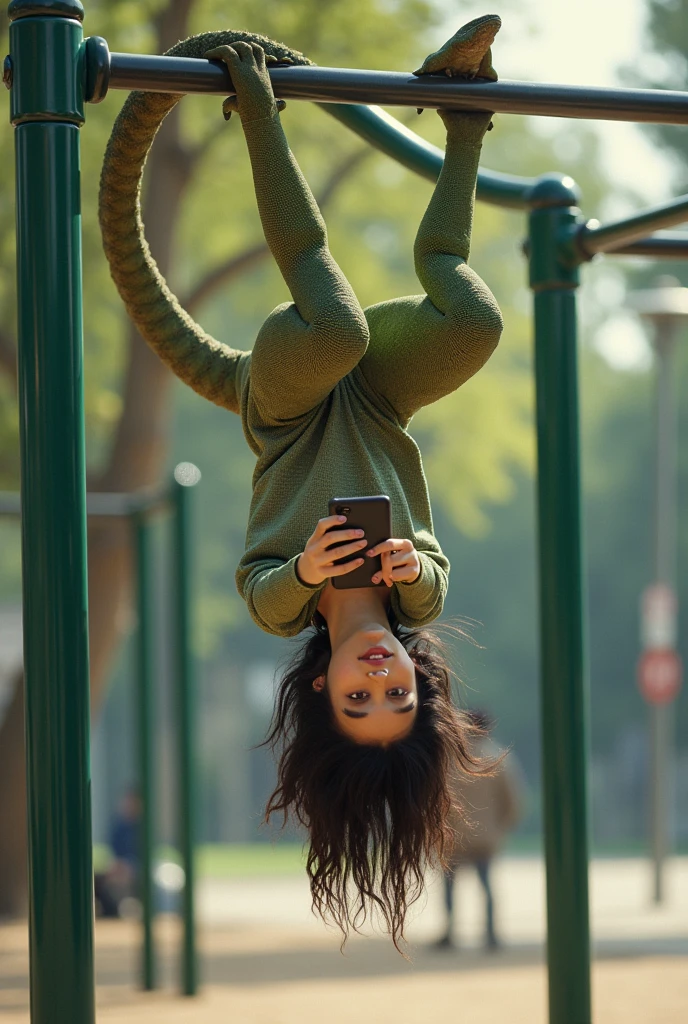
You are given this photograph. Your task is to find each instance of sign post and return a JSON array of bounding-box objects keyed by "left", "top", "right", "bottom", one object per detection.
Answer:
[
  {"left": 632, "top": 281, "right": 688, "bottom": 904},
  {"left": 638, "top": 576, "right": 681, "bottom": 903}
]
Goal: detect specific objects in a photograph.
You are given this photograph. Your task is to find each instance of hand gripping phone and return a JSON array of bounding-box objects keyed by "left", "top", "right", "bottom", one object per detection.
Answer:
[{"left": 327, "top": 495, "right": 391, "bottom": 590}]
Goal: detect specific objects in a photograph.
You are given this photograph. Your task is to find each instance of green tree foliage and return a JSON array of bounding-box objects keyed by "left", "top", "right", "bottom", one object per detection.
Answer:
[
  {"left": 585, "top": 0, "right": 688, "bottom": 763},
  {"left": 621, "top": 0, "right": 688, "bottom": 190}
]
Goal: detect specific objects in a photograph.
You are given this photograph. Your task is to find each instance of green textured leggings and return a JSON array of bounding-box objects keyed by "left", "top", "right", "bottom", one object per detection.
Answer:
[{"left": 99, "top": 30, "right": 502, "bottom": 428}]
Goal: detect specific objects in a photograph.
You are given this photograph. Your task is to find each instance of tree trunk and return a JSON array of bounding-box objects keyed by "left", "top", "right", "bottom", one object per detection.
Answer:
[{"left": 0, "top": 0, "right": 197, "bottom": 914}]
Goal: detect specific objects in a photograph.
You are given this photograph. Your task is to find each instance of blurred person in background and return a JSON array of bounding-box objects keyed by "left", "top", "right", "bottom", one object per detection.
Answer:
[
  {"left": 94, "top": 787, "right": 141, "bottom": 919},
  {"left": 435, "top": 710, "right": 523, "bottom": 950}
]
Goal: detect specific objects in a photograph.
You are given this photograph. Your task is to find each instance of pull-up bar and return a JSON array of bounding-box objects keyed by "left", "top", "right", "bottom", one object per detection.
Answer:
[
  {"left": 89, "top": 39, "right": 688, "bottom": 250},
  {"left": 613, "top": 231, "right": 688, "bottom": 257},
  {"left": 103, "top": 50, "right": 688, "bottom": 125},
  {"left": 578, "top": 195, "right": 688, "bottom": 258}
]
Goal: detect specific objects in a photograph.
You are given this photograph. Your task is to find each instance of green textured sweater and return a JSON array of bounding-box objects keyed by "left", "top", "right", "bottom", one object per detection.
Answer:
[
  {"left": 98, "top": 47, "right": 503, "bottom": 638},
  {"left": 232, "top": 108, "right": 502, "bottom": 636}
]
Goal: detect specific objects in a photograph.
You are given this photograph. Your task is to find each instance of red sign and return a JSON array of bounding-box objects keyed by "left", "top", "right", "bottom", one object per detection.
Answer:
[{"left": 637, "top": 648, "right": 683, "bottom": 705}]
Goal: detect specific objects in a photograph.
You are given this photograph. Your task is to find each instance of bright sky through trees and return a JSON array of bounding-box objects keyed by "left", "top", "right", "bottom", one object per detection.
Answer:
[{"left": 440, "top": 0, "right": 671, "bottom": 204}]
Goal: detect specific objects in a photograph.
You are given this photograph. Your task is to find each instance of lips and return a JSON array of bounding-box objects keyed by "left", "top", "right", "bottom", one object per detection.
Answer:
[{"left": 358, "top": 646, "right": 392, "bottom": 663}]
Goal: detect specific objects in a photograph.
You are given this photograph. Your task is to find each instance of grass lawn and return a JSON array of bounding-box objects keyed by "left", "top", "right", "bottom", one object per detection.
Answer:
[
  {"left": 93, "top": 837, "right": 687, "bottom": 878},
  {"left": 93, "top": 842, "right": 306, "bottom": 878},
  {"left": 197, "top": 842, "right": 306, "bottom": 878}
]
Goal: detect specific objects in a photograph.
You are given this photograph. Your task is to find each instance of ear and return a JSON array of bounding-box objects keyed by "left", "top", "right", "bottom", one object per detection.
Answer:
[{"left": 312, "top": 675, "right": 326, "bottom": 692}]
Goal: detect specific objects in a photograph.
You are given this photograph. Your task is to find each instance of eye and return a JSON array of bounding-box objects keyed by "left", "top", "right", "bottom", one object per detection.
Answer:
[
  {"left": 387, "top": 687, "right": 409, "bottom": 698},
  {"left": 347, "top": 691, "right": 370, "bottom": 702}
]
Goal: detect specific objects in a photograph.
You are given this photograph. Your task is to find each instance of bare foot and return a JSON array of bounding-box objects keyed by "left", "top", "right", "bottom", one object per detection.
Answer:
[{"left": 413, "top": 15, "right": 501, "bottom": 81}]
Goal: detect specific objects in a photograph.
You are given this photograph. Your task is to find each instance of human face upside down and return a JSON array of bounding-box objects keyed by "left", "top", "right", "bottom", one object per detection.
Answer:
[{"left": 315, "top": 585, "right": 418, "bottom": 746}]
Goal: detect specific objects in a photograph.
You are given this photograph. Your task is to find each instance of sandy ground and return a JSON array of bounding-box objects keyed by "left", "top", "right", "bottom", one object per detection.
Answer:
[{"left": 0, "top": 856, "right": 686, "bottom": 1023}]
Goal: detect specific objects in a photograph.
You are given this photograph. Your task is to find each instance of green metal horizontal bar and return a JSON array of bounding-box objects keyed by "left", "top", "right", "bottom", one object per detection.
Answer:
[
  {"left": 104, "top": 48, "right": 532, "bottom": 208},
  {"left": 0, "top": 489, "right": 170, "bottom": 518},
  {"left": 107, "top": 55, "right": 688, "bottom": 125},
  {"left": 577, "top": 195, "right": 688, "bottom": 257},
  {"left": 610, "top": 231, "right": 688, "bottom": 257},
  {"left": 86, "top": 489, "right": 170, "bottom": 517},
  {"left": 323, "top": 104, "right": 532, "bottom": 209}
]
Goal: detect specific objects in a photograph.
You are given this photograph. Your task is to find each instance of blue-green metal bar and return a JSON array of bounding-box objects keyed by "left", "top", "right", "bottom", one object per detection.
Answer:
[
  {"left": 529, "top": 174, "right": 591, "bottom": 1024},
  {"left": 91, "top": 38, "right": 688, "bottom": 224},
  {"left": 324, "top": 104, "right": 532, "bottom": 209},
  {"left": 606, "top": 231, "right": 688, "bottom": 257},
  {"left": 171, "top": 466, "right": 199, "bottom": 996},
  {"left": 8, "top": 1, "right": 95, "bottom": 1022},
  {"left": 134, "top": 513, "right": 156, "bottom": 991},
  {"left": 577, "top": 194, "right": 688, "bottom": 258},
  {"left": 0, "top": 489, "right": 169, "bottom": 517},
  {"left": 107, "top": 53, "right": 688, "bottom": 125}
]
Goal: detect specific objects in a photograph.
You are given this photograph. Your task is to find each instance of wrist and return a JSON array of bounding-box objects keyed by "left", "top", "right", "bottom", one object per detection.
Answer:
[
  {"left": 399, "top": 559, "right": 422, "bottom": 586},
  {"left": 439, "top": 108, "right": 493, "bottom": 144},
  {"left": 296, "top": 554, "right": 324, "bottom": 587},
  {"left": 239, "top": 104, "right": 279, "bottom": 126}
]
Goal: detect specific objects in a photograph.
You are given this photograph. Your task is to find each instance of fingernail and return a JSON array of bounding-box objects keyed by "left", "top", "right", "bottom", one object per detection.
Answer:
[
  {"left": 338, "top": 515, "right": 346, "bottom": 522},
  {"left": 356, "top": 530, "right": 364, "bottom": 536},
  {"left": 372, "top": 575, "right": 380, "bottom": 583},
  {"left": 366, "top": 550, "right": 374, "bottom": 557}
]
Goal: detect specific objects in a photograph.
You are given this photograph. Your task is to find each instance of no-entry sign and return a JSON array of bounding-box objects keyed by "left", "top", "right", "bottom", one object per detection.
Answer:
[{"left": 637, "top": 648, "right": 683, "bottom": 705}]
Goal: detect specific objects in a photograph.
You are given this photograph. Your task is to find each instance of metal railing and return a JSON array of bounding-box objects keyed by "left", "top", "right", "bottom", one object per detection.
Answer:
[{"left": 0, "top": 466, "right": 200, "bottom": 996}]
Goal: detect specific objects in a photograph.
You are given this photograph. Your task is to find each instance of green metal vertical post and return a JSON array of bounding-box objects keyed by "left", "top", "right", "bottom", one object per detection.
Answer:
[
  {"left": 135, "top": 513, "right": 156, "bottom": 990},
  {"left": 171, "top": 464, "right": 201, "bottom": 995},
  {"left": 528, "top": 174, "right": 591, "bottom": 1024},
  {"left": 8, "top": 2, "right": 95, "bottom": 1023}
]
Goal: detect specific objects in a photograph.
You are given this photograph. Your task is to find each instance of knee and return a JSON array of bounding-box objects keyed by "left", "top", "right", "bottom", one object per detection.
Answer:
[
  {"left": 451, "top": 270, "right": 503, "bottom": 358},
  {"left": 465, "top": 296, "right": 503, "bottom": 356},
  {"left": 315, "top": 301, "right": 370, "bottom": 362}
]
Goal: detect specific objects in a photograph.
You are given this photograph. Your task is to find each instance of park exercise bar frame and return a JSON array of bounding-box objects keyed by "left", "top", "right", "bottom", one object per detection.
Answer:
[
  {"left": 6, "top": 0, "right": 688, "bottom": 1021},
  {"left": 0, "top": 471, "right": 200, "bottom": 997}
]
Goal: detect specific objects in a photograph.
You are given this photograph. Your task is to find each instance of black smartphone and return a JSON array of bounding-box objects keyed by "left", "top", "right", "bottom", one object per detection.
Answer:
[{"left": 327, "top": 495, "right": 391, "bottom": 590}]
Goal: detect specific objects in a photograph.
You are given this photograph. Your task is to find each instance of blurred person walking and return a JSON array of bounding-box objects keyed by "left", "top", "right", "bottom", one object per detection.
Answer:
[{"left": 436, "top": 710, "right": 523, "bottom": 950}]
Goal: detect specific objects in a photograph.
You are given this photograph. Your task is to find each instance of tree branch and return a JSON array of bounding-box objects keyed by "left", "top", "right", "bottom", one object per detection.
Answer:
[
  {"left": 183, "top": 145, "right": 372, "bottom": 315},
  {"left": 155, "top": 0, "right": 196, "bottom": 52}
]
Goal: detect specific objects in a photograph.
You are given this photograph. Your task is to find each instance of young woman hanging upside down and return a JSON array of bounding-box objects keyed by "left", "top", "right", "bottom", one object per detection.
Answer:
[{"left": 99, "top": 18, "right": 503, "bottom": 950}]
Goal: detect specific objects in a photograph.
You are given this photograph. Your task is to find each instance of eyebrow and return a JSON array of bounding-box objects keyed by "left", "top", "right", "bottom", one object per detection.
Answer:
[{"left": 341, "top": 702, "right": 417, "bottom": 719}]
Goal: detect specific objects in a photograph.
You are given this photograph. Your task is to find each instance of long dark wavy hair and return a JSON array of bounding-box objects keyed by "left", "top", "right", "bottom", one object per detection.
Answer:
[{"left": 263, "top": 617, "right": 490, "bottom": 951}]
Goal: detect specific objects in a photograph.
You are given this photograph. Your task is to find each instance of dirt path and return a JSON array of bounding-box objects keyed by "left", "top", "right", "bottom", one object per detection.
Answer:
[
  {"left": 0, "top": 918, "right": 685, "bottom": 1023},
  {"left": 1, "top": 856, "right": 686, "bottom": 1021}
]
